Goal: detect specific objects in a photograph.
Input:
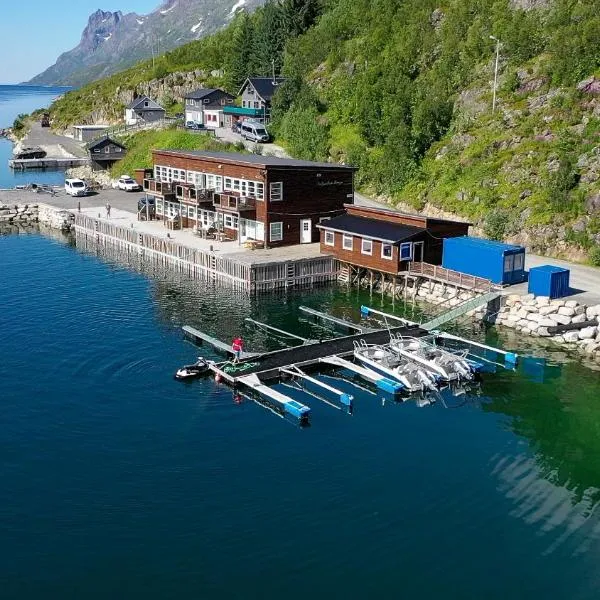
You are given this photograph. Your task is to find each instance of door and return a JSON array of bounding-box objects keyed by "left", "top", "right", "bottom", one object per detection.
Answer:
[
  {"left": 413, "top": 241, "right": 424, "bottom": 262},
  {"left": 300, "top": 219, "right": 312, "bottom": 244}
]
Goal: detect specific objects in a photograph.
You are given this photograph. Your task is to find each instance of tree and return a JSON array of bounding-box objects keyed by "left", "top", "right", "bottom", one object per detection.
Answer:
[
  {"left": 251, "top": 1, "right": 286, "bottom": 76},
  {"left": 225, "top": 13, "right": 255, "bottom": 91},
  {"left": 281, "top": 0, "right": 322, "bottom": 38},
  {"left": 279, "top": 105, "right": 329, "bottom": 161}
]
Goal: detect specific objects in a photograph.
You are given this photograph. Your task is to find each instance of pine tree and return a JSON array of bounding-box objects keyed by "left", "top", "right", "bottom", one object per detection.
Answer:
[
  {"left": 251, "top": 1, "right": 286, "bottom": 76},
  {"left": 281, "top": 0, "right": 322, "bottom": 38},
  {"left": 225, "top": 13, "right": 255, "bottom": 91}
]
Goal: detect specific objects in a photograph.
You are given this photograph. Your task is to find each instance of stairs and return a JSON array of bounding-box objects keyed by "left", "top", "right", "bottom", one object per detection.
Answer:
[
  {"left": 422, "top": 291, "right": 501, "bottom": 330},
  {"left": 338, "top": 265, "right": 350, "bottom": 284}
]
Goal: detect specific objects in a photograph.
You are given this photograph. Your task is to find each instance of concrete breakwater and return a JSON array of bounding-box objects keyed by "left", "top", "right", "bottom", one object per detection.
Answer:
[{"left": 0, "top": 202, "right": 75, "bottom": 231}]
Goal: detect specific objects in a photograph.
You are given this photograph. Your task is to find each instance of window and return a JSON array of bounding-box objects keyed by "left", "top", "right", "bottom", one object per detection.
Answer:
[
  {"left": 503, "top": 254, "right": 514, "bottom": 273},
  {"left": 513, "top": 252, "right": 524, "bottom": 271},
  {"left": 270, "top": 182, "right": 283, "bottom": 202},
  {"left": 270, "top": 221, "right": 283, "bottom": 242},
  {"left": 381, "top": 244, "right": 393, "bottom": 260},
  {"left": 342, "top": 234, "right": 353, "bottom": 251},
  {"left": 256, "top": 182, "right": 264, "bottom": 200},
  {"left": 224, "top": 214, "right": 234, "bottom": 229},
  {"left": 242, "top": 100, "right": 246, "bottom": 108},
  {"left": 203, "top": 98, "right": 210, "bottom": 104},
  {"left": 361, "top": 239, "right": 373, "bottom": 255},
  {"left": 144, "top": 101, "right": 149, "bottom": 107},
  {"left": 105, "top": 146, "right": 110, "bottom": 153},
  {"left": 399, "top": 242, "right": 413, "bottom": 261},
  {"left": 254, "top": 101, "right": 260, "bottom": 108},
  {"left": 188, "top": 206, "right": 196, "bottom": 218},
  {"left": 325, "top": 231, "right": 335, "bottom": 246}
]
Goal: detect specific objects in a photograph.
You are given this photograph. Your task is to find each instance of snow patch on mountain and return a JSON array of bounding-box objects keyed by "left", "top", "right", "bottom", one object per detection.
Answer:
[{"left": 191, "top": 20, "right": 203, "bottom": 33}]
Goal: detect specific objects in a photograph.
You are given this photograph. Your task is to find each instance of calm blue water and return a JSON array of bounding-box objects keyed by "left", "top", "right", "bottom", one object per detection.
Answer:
[
  {"left": 0, "top": 84, "right": 71, "bottom": 188},
  {"left": 2, "top": 232, "right": 600, "bottom": 598}
]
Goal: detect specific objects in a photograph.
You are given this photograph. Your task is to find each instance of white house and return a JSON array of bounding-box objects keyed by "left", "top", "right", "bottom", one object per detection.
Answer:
[{"left": 124, "top": 96, "right": 166, "bottom": 125}]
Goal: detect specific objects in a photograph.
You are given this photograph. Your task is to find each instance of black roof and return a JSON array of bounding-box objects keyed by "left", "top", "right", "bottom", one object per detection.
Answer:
[
  {"left": 241, "top": 77, "right": 286, "bottom": 101},
  {"left": 155, "top": 150, "right": 356, "bottom": 170},
  {"left": 87, "top": 136, "right": 126, "bottom": 151},
  {"left": 317, "top": 214, "right": 424, "bottom": 244},
  {"left": 185, "top": 88, "right": 232, "bottom": 100}
]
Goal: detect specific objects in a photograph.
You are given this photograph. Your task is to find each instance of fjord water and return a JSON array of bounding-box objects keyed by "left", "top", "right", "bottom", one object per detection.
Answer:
[
  {"left": 2, "top": 232, "right": 600, "bottom": 599},
  {"left": 0, "top": 84, "right": 71, "bottom": 188}
]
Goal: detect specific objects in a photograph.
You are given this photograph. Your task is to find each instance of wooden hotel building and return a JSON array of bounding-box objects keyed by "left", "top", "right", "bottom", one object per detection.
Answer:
[{"left": 143, "top": 150, "right": 356, "bottom": 247}]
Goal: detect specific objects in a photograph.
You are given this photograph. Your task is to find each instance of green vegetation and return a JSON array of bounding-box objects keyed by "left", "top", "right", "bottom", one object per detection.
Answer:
[
  {"left": 11, "top": 114, "right": 28, "bottom": 137},
  {"left": 47, "top": 0, "right": 600, "bottom": 259},
  {"left": 109, "top": 128, "right": 245, "bottom": 177}
]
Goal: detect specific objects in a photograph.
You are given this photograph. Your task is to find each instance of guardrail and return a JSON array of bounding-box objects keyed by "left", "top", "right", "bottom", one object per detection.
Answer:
[{"left": 407, "top": 261, "right": 496, "bottom": 292}]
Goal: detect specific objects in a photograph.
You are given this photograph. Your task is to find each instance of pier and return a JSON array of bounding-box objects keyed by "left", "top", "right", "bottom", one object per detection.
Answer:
[{"left": 9, "top": 157, "right": 91, "bottom": 170}]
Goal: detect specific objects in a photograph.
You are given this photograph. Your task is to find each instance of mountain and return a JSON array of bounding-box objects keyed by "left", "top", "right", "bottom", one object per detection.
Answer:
[{"left": 27, "top": 0, "right": 266, "bottom": 87}]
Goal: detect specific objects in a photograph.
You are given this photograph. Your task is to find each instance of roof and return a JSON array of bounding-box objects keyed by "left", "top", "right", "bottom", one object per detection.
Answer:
[
  {"left": 154, "top": 149, "right": 357, "bottom": 170},
  {"left": 185, "top": 88, "right": 233, "bottom": 100},
  {"left": 72, "top": 125, "right": 110, "bottom": 130},
  {"left": 87, "top": 136, "right": 126, "bottom": 151},
  {"left": 444, "top": 236, "right": 524, "bottom": 252},
  {"left": 223, "top": 106, "right": 264, "bottom": 117},
  {"left": 127, "top": 96, "right": 164, "bottom": 110},
  {"left": 240, "top": 77, "right": 286, "bottom": 102},
  {"left": 529, "top": 264, "right": 569, "bottom": 274},
  {"left": 317, "top": 214, "right": 424, "bottom": 244}
]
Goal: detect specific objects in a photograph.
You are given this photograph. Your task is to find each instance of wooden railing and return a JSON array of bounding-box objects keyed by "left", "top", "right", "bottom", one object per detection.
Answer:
[
  {"left": 213, "top": 193, "right": 256, "bottom": 211},
  {"left": 175, "top": 185, "right": 215, "bottom": 204},
  {"left": 407, "top": 261, "right": 495, "bottom": 292},
  {"left": 143, "top": 179, "right": 176, "bottom": 196}
]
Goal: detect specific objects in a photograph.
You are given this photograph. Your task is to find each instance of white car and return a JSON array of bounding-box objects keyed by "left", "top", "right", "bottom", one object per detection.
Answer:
[
  {"left": 117, "top": 175, "right": 141, "bottom": 192},
  {"left": 65, "top": 178, "right": 87, "bottom": 197}
]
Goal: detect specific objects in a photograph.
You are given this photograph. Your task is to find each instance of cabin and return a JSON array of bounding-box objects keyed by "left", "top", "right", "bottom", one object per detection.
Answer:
[
  {"left": 184, "top": 88, "right": 235, "bottom": 128},
  {"left": 238, "top": 77, "right": 286, "bottom": 123},
  {"left": 72, "top": 125, "right": 110, "bottom": 143},
  {"left": 317, "top": 205, "right": 470, "bottom": 275},
  {"left": 124, "top": 96, "right": 165, "bottom": 125},
  {"left": 87, "top": 136, "right": 127, "bottom": 170},
  {"left": 144, "top": 150, "right": 356, "bottom": 247}
]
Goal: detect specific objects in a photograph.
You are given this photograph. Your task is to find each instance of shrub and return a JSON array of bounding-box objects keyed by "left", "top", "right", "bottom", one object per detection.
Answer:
[{"left": 589, "top": 246, "right": 600, "bottom": 267}]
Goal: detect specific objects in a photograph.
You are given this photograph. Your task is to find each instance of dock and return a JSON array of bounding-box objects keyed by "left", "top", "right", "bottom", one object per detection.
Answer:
[
  {"left": 183, "top": 325, "right": 259, "bottom": 360},
  {"left": 299, "top": 306, "right": 374, "bottom": 333},
  {"left": 9, "top": 157, "right": 90, "bottom": 170}
]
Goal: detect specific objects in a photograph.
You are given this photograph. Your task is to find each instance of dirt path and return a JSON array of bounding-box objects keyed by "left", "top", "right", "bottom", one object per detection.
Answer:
[{"left": 19, "top": 123, "right": 88, "bottom": 158}]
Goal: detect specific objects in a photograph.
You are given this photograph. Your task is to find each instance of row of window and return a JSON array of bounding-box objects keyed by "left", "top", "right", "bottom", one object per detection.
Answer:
[
  {"left": 186, "top": 98, "right": 234, "bottom": 107},
  {"left": 92, "top": 146, "right": 122, "bottom": 154},
  {"left": 241, "top": 100, "right": 263, "bottom": 109},
  {"left": 324, "top": 231, "right": 414, "bottom": 261}
]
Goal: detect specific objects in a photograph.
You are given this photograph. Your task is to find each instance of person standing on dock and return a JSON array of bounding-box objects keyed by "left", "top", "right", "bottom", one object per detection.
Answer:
[
  {"left": 232, "top": 336, "right": 244, "bottom": 363},
  {"left": 106, "top": 203, "right": 111, "bottom": 218}
]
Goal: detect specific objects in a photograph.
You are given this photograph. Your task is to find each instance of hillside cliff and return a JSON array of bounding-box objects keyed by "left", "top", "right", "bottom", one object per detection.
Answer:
[{"left": 27, "top": 0, "right": 265, "bottom": 87}]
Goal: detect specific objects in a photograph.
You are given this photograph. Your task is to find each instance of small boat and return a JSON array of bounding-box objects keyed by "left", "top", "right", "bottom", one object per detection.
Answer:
[
  {"left": 174, "top": 357, "right": 210, "bottom": 381},
  {"left": 353, "top": 341, "right": 438, "bottom": 392},
  {"left": 14, "top": 146, "right": 46, "bottom": 160},
  {"left": 388, "top": 334, "right": 475, "bottom": 382}
]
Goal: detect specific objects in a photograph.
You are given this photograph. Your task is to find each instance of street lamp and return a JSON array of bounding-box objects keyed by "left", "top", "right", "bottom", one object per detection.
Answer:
[{"left": 490, "top": 35, "right": 501, "bottom": 114}]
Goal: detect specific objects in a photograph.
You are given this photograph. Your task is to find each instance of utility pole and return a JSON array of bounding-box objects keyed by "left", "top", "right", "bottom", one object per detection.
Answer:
[
  {"left": 271, "top": 58, "right": 276, "bottom": 85},
  {"left": 490, "top": 35, "right": 501, "bottom": 114}
]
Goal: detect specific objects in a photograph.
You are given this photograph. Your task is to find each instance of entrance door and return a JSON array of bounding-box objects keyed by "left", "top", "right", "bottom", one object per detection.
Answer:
[
  {"left": 413, "top": 241, "right": 424, "bottom": 262},
  {"left": 300, "top": 219, "right": 312, "bottom": 244}
]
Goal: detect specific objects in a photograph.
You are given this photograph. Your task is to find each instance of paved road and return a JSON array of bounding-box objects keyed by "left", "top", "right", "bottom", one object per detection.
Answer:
[
  {"left": 213, "top": 127, "right": 290, "bottom": 158},
  {"left": 21, "top": 123, "right": 88, "bottom": 158}
]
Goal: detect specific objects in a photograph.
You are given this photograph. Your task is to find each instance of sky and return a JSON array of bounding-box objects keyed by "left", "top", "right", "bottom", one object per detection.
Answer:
[{"left": 0, "top": 1, "right": 160, "bottom": 83}]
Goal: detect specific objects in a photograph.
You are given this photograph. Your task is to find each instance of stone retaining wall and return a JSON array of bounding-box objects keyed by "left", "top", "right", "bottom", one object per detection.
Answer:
[{"left": 0, "top": 202, "right": 74, "bottom": 231}]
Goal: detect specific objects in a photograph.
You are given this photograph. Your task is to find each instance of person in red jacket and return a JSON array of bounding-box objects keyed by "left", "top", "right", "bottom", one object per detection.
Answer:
[{"left": 232, "top": 336, "right": 244, "bottom": 363}]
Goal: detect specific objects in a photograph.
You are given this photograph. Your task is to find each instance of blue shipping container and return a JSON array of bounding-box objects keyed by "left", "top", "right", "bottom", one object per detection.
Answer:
[
  {"left": 528, "top": 265, "right": 570, "bottom": 299},
  {"left": 442, "top": 236, "right": 527, "bottom": 285}
]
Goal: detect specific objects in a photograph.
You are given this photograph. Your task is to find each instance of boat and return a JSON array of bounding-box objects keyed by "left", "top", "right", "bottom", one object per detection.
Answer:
[
  {"left": 14, "top": 146, "right": 46, "bottom": 160},
  {"left": 174, "top": 357, "right": 211, "bottom": 381},
  {"left": 353, "top": 341, "right": 438, "bottom": 392},
  {"left": 388, "top": 334, "right": 475, "bottom": 382}
]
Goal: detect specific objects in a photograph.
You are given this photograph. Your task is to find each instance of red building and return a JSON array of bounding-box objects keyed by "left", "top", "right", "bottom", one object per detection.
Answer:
[
  {"left": 144, "top": 150, "right": 356, "bottom": 247},
  {"left": 317, "top": 205, "right": 470, "bottom": 274}
]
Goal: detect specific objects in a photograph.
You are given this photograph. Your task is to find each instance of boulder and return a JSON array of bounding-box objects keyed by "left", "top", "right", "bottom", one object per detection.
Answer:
[
  {"left": 521, "top": 293, "right": 535, "bottom": 302},
  {"left": 505, "top": 294, "right": 522, "bottom": 306},
  {"left": 527, "top": 322, "right": 540, "bottom": 332},
  {"left": 586, "top": 304, "right": 600, "bottom": 318},
  {"left": 537, "top": 327, "right": 551, "bottom": 337},
  {"left": 579, "top": 326, "right": 598, "bottom": 340},
  {"left": 574, "top": 305, "right": 586, "bottom": 315},
  {"left": 558, "top": 306, "right": 576, "bottom": 317},
  {"left": 565, "top": 300, "right": 579, "bottom": 308},
  {"left": 549, "top": 313, "right": 572, "bottom": 325},
  {"left": 538, "top": 318, "right": 557, "bottom": 328},
  {"left": 517, "top": 319, "right": 530, "bottom": 328},
  {"left": 527, "top": 312, "right": 541, "bottom": 323},
  {"left": 539, "top": 305, "right": 558, "bottom": 316},
  {"left": 551, "top": 299, "right": 566, "bottom": 307},
  {"left": 572, "top": 313, "right": 587, "bottom": 324},
  {"left": 563, "top": 331, "right": 580, "bottom": 343},
  {"left": 535, "top": 296, "right": 550, "bottom": 306}
]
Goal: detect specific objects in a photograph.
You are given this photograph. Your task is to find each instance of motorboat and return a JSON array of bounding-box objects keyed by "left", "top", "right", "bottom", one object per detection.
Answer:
[
  {"left": 174, "top": 357, "right": 211, "bottom": 381},
  {"left": 353, "top": 341, "right": 438, "bottom": 392},
  {"left": 388, "top": 334, "right": 475, "bottom": 382}
]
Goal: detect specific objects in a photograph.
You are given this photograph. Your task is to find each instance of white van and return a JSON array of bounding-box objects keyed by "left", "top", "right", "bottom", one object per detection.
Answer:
[
  {"left": 65, "top": 178, "right": 87, "bottom": 197},
  {"left": 240, "top": 120, "right": 270, "bottom": 143}
]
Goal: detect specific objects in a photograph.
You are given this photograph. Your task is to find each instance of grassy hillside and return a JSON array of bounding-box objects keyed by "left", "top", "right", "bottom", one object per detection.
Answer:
[
  {"left": 48, "top": 0, "right": 600, "bottom": 261},
  {"left": 110, "top": 128, "right": 245, "bottom": 177}
]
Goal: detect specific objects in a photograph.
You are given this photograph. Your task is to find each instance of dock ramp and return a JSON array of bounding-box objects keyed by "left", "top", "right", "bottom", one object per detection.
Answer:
[
  {"left": 319, "top": 355, "right": 403, "bottom": 394},
  {"left": 421, "top": 291, "right": 501, "bottom": 330},
  {"left": 183, "top": 325, "right": 259, "bottom": 360},
  {"left": 280, "top": 365, "right": 353, "bottom": 408},
  {"left": 299, "top": 306, "right": 374, "bottom": 333}
]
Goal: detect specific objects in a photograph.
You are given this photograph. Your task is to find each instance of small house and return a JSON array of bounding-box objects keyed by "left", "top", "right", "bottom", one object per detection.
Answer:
[
  {"left": 317, "top": 205, "right": 470, "bottom": 275},
  {"left": 184, "top": 88, "right": 235, "bottom": 128},
  {"left": 72, "top": 125, "right": 110, "bottom": 143},
  {"left": 87, "top": 136, "right": 126, "bottom": 170},
  {"left": 238, "top": 77, "right": 286, "bottom": 123},
  {"left": 124, "top": 96, "right": 165, "bottom": 125}
]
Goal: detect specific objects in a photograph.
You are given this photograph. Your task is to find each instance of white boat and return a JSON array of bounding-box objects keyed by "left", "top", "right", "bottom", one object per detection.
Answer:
[
  {"left": 388, "top": 334, "right": 475, "bottom": 382},
  {"left": 353, "top": 341, "right": 438, "bottom": 392}
]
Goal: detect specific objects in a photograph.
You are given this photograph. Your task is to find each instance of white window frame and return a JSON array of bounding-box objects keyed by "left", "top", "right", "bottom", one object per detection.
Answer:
[
  {"left": 324, "top": 231, "right": 335, "bottom": 246},
  {"left": 270, "top": 221, "right": 283, "bottom": 242},
  {"left": 361, "top": 239, "right": 373, "bottom": 256},
  {"left": 270, "top": 182, "right": 283, "bottom": 202},
  {"left": 381, "top": 244, "right": 393, "bottom": 260},
  {"left": 342, "top": 234, "right": 353, "bottom": 251},
  {"left": 399, "top": 242, "right": 413, "bottom": 261}
]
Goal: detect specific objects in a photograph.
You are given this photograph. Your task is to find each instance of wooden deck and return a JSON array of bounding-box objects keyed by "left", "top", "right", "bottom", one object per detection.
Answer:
[{"left": 407, "top": 261, "right": 496, "bottom": 292}]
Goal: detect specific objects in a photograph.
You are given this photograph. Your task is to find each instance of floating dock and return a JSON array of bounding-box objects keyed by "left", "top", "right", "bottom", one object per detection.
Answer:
[
  {"left": 9, "top": 157, "right": 90, "bottom": 170},
  {"left": 183, "top": 325, "right": 260, "bottom": 360},
  {"left": 319, "top": 355, "right": 403, "bottom": 394}
]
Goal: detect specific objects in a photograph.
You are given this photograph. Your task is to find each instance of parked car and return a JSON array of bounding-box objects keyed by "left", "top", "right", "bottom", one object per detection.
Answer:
[
  {"left": 185, "top": 121, "right": 205, "bottom": 130},
  {"left": 64, "top": 178, "right": 87, "bottom": 197},
  {"left": 240, "top": 120, "right": 270, "bottom": 143},
  {"left": 117, "top": 175, "right": 142, "bottom": 192}
]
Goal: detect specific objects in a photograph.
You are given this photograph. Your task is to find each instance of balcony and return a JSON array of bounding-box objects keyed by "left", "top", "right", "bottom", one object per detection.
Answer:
[
  {"left": 143, "top": 179, "right": 176, "bottom": 198},
  {"left": 213, "top": 192, "right": 256, "bottom": 212},
  {"left": 175, "top": 184, "right": 215, "bottom": 205}
]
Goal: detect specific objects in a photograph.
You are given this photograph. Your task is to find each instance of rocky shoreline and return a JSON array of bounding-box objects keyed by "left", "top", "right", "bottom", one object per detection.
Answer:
[{"left": 0, "top": 202, "right": 75, "bottom": 231}]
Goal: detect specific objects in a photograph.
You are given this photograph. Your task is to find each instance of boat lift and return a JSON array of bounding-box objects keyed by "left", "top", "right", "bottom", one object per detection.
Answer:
[
  {"left": 319, "top": 355, "right": 403, "bottom": 395},
  {"left": 436, "top": 331, "right": 518, "bottom": 366},
  {"left": 279, "top": 364, "right": 353, "bottom": 409},
  {"left": 299, "top": 306, "right": 375, "bottom": 334},
  {"left": 359, "top": 305, "right": 417, "bottom": 326},
  {"left": 244, "top": 318, "right": 317, "bottom": 345}
]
